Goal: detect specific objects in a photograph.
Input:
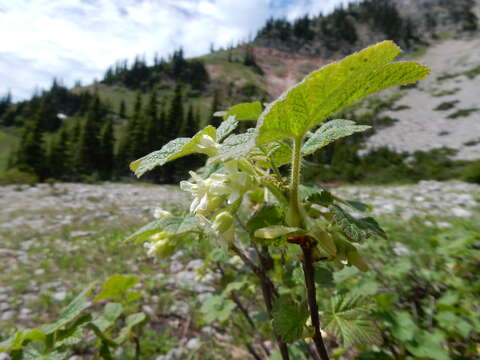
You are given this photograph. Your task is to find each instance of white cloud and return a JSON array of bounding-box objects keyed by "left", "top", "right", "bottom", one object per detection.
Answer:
[{"left": 0, "top": 0, "right": 354, "bottom": 101}]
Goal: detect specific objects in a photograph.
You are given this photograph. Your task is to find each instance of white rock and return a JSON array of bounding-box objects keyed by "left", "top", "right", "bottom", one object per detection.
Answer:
[
  {"left": 437, "top": 221, "right": 452, "bottom": 228},
  {"left": 34, "top": 268, "right": 45, "bottom": 276},
  {"left": 0, "top": 353, "right": 11, "bottom": 360},
  {"left": 451, "top": 207, "right": 471, "bottom": 218},
  {"left": 52, "top": 291, "right": 67, "bottom": 301},
  {"left": 185, "top": 338, "right": 201, "bottom": 351},
  {"left": 1, "top": 310, "right": 16, "bottom": 321},
  {"left": 0, "top": 303, "right": 10, "bottom": 312}
]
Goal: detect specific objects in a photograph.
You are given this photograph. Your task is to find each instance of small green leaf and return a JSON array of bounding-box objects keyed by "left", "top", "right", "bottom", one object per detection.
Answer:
[
  {"left": 306, "top": 190, "right": 334, "bottom": 207},
  {"left": 130, "top": 126, "right": 216, "bottom": 177},
  {"left": 56, "top": 313, "right": 92, "bottom": 346},
  {"left": 94, "top": 275, "right": 138, "bottom": 302},
  {"left": 224, "top": 101, "right": 262, "bottom": 121},
  {"left": 255, "top": 41, "right": 429, "bottom": 145},
  {"left": 330, "top": 204, "right": 386, "bottom": 241},
  {"left": 302, "top": 120, "right": 370, "bottom": 156},
  {"left": 126, "top": 214, "right": 197, "bottom": 244},
  {"left": 200, "top": 295, "right": 236, "bottom": 323},
  {"left": 23, "top": 348, "right": 68, "bottom": 360},
  {"left": 41, "top": 283, "right": 95, "bottom": 334},
  {"left": 216, "top": 116, "right": 238, "bottom": 142},
  {"left": 272, "top": 295, "right": 309, "bottom": 343},
  {"left": 308, "top": 227, "right": 336, "bottom": 257},
  {"left": 211, "top": 129, "right": 256, "bottom": 162},
  {"left": 263, "top": 141, "right": 292, "bottom": 167},
  {"left": 247, "top": 204, "right": 285, "bottom": 233},
  {"left": 92, "top": 303, "right": 124, "bottom": 332},
  {"left": 254, "top": 225, "right": 302, "bottom": 239},
  {"left": 325, "top": 295, "right": 382, "bottom": 347},
  {"left": 115, "top": 313, "right": 147, "bottom": 344}
]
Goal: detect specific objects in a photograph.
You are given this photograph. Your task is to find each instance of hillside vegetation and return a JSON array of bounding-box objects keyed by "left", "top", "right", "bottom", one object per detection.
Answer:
[{"left": 0, "top": 0, "right": 479, "bottom": 184}]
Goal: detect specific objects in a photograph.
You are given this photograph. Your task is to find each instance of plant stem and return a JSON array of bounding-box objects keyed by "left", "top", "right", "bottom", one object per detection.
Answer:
[
  {"left": 301, "top": 245, "right": 330, "bottom": 360},
  {"left": 288, "top": 137, "right": 304, "bottom": 228}
]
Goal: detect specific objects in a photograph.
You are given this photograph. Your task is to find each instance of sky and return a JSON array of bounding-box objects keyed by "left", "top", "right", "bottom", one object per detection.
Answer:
[{"left": 0, "top": 0, "right": 355, "bottom": 101}]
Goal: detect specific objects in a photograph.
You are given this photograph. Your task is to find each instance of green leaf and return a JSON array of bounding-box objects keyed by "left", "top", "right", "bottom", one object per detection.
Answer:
[
  {"left": 56, "top": 313, "right": 92, "bottom": 346},
  {"left": 211, "top": 129, "right": 256, "bottom": 162},
  {"left": 391, "top": 311, "right": 417, "bottom": 342},
  {"left": 302, "top": 120, "right": 370, "bottom": 156},
  {"left": 262, "top": 141, "right": 292, "bottom": 167},
  {"left": 406, "top": 331, "right": 450, "bottom": 360},
  {"left": 272, "top": 295, "right": 309, "bottom": 343},
  {"left": 126, "top": 214, "right": 197, "bottom": 244},
  {"left": 306, "top": 190, "right": 334, "bottom": 207},
  {"left": 92, "top": 303, "right": 124, "bottom": 332},
  {"left": 216, "top": 116, "right": 238, "bottom": 142},
  {"left": 23, "top": 348, "right": 68, "bottom": 360},
  {"left": 130, "top": 126, "right": 216, "bottom": 177},
  {"left": 313, "top": 265, "right": 334, "bottom": 287},
  {"left": 344, "top": 200, "right": 372, "bottom": 213},
  {"left": 254, "top": 225, "right": 302, "bottom": 239},
  {"left": 0, "top": 329, "right": 46, "bottom": 352},
  {"left": 309, "top": 227, "right": 337, "bottom": 257},
  {"left": 41, "top": 283, "right": 95, "bottom": 334},
  {"left": 200, "top": 295, "right": 236, "bottom": 323},
  {"left": 247, "top": 204, "right": 285, "bottom": 233},
  {"left": 256, "top": 41, "right": 429, "bottom": 145},
  {"left": 330, "top": 204, "right": 386, "bottom": 241},
  {"left": 94, "top": 275, "right": 139, "bottom": 302},
  {"left": 222, "top": 281, "right": 247, "bottom": 296},
  {"left": 324, "top": 295, "right": 382, "bottom": 347},
  {"left": 115, "top": 313, "right": 147, "bottom": 344},
  {"left": 224, "top": 101, "right": 262, "bottom": 121}
]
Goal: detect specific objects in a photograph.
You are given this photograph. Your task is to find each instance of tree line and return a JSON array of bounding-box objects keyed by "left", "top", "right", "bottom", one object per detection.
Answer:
[{"left": 6, "top": 82, "right": 221, "bottom": 183}]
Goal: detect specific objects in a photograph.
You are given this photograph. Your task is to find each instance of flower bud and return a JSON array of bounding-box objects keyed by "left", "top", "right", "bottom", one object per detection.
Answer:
[{"left": 212, "top": 211, "right": 234, "bottom": 234}]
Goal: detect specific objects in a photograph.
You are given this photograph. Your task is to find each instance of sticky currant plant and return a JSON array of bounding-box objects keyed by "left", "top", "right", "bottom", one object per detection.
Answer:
[{"left": 128, "top": 41, "right": 430, "bottom": 359}]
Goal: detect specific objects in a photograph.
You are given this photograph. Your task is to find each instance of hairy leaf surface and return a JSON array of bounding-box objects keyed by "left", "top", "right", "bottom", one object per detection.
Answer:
[
  {"left": 256, "top": 41, "right": 429, "bottom": 145},
  {"left": 272, "top": 295, "right": 309, "bottom": 343},
  {"left": 216, "top": 116, "right": 238, "bottom": 142},
  {"left": 224, "top": 101, "right": 262, "bottom": 121},
  {"left": 302, "top": 120, "right": 370, "bottom": 156},
  {"left": 130, "top": 126, "right": 216, "bottom": 177}
]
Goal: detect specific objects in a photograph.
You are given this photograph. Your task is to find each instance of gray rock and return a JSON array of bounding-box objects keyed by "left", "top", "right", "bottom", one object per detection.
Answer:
[
  {"left": 1, "top": 310, "right": 16, "bottom": 321},
  {"left": 451, "top": 207, "right": 472, "bottom": 218},
  {"left": 185, "top": 338, "right": 201, "bottom": 351}
]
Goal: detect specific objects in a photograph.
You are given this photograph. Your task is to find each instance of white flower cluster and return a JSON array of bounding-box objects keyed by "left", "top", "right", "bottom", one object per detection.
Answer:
[{"left": 180, "top": 160, "right": 253, "bottom": 242}]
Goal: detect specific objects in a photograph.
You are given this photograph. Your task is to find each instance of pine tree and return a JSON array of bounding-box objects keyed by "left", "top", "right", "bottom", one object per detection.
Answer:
[
  {"left": 16, "top": 108, "right": 46, "bottom": 179},
  {"left": 182, "top": 104, "right": 197, "bottom": 137},
  {"left": 209, "top": 89, "right": 222, "bottom": 128},
  {"left": 49, "top": 127, "right": 70, "bottom": 180},
  {"left": 128, "top": 92, "right": 146, "bottom": 159},
  {"left": 144, "top": 91, "right": 158, "bottom": 152},
  {"left": 119, "top": 99, "right": 126, "bottom": 119},
  {"left": 98, "top": 118, "right": 115, "bottom": 180},
  {"left": 167, "top": 84, "right": 184, "bottom": 137},
  {"left": 75, "top": 95, "right": 103, "bottom": 175}
]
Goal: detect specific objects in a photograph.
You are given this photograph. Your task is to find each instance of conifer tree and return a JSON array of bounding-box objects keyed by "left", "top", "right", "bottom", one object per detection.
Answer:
[
  {"left": 119, "top": 99, "right": 126, "bottom": 119},
  {"left": 167, "top": 84, "right": 184, "bottom": 137},
  {"left": 129, "top": 92, "right": 145, "bottom": 159},
  {"left": 75, "top": 95, "right": 103, "bottom": 175},
  {"left": 16, "top": 108, "right": 46, "bottom": 178},
  {"left": 183, "top": 104, "right": 197, "bottom": 137},
  {"left": 144, "top": 91, "right": 158, "bottom": 152},
  {"left": 49, "top": 127, "right": 70, "bottom": 180},
  {"left": 98, "top": 118, "right": 115, "bottom": 180},
  {"left": 209, "top": 89, "right": 222, "bottom": 128}
]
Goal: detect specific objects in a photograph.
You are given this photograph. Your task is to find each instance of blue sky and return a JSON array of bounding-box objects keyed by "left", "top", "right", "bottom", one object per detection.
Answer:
[{"left": 0, "top": 0, "right": 354, "bottom": 101}]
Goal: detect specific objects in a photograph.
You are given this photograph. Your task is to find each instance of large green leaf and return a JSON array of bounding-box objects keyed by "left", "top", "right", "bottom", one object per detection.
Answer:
[
  {"left": 23, "top": 348, "right": 68, "bottom": 360},
  {"left": 126, "top": 214, "right": 197, "bottom": 244},
  {"left": 255, "top": 41, "right": 429, "bottom": 145},
  {"left": 41, "top": 283, "right": 95, "bottom": 334},
  {"left": 324, "top": 295, "right": 382, "bottom": 347},
  {"left": 330, "top": 204, "right": 386, "bottom": 241},
  {"left": 223, "top": 101, "right": 262, "bottom": 121},
  {"left": 130, "top": 126, "right": 216, "bottom": 177},
  {"left": 0, "top": 328, "right": 46, "bottom": 352},
  {"left": 94, "top": 275, "right": 138, "bottom": 302},
  {"left": 302, "top": 120, "right": 370, "bottom": 156},
  {"left": 254, "top": 225, "right": 302, "bottom": 239},
  {"left": 272, "top": 295, "right": 309, "bottom": 343},
  {"left": 210, "top": 128, "right": 256, "bottom": 162},
  {"left": 406, "top": 331, "right": 450, "bottom": 360}
]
